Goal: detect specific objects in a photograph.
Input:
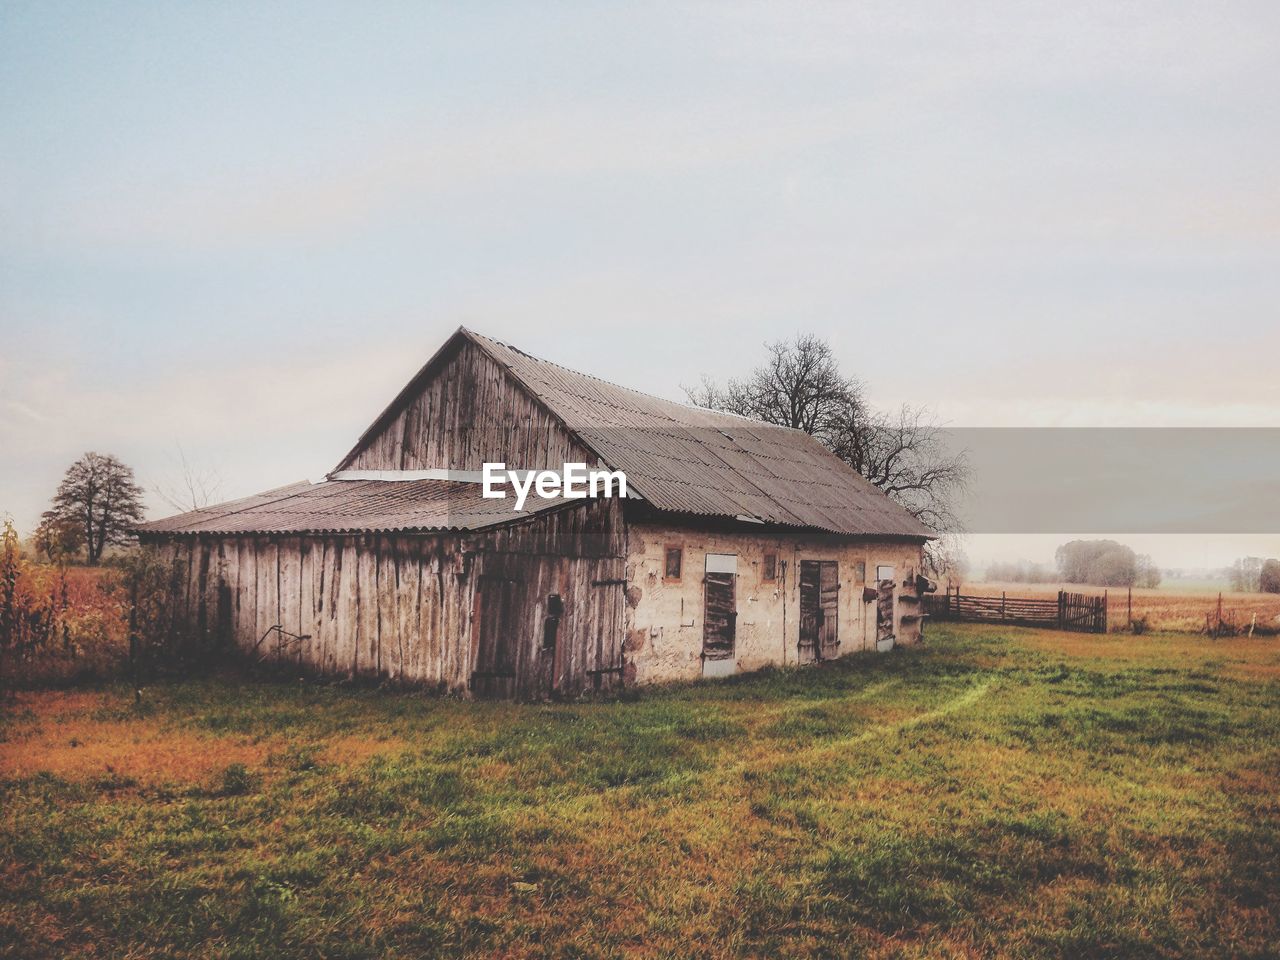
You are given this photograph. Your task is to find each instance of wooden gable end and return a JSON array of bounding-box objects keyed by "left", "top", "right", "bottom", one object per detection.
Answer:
[{"left": 338, "top": 333, "right": 592, "bottom": 472}]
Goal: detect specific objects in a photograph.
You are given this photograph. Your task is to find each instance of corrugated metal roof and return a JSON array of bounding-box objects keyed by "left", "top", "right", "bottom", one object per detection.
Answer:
[
  {"left": 469, "top": 331, "right": 932, "bottom": 539},
  {"left": 144, "top": 328, "right": 932, "bottom": 540},
  {"left": 136, "top": 479, "right": 568, "bottom": 537}
]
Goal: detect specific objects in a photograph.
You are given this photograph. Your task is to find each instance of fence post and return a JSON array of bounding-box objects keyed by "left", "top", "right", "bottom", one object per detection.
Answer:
[{"left": 1001, "top": 591, "right": 1006, "bottom": 623}]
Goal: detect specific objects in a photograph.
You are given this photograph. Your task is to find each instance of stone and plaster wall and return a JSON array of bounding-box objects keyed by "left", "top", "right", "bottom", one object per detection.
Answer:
[{"left": 624, "top": 521, "right": 927, "bottom": 686}]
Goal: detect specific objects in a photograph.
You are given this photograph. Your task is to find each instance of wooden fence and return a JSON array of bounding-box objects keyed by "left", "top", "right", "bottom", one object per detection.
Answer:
[{"left": 924, "top": 589, "right": 1107, "bottom": 634}]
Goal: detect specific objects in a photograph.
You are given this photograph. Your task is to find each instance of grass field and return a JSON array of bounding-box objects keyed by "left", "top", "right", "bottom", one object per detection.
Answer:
[
  {"left": 2, "top": 625, "right": 1278, "bottom": 959},
  {"left": 963, "top": 581, "right": 1280, "bottom": 634}
]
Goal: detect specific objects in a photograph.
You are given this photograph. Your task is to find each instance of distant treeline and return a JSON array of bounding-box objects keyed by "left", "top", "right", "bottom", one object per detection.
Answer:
[
  {"left": 1228, "top": 557, "right": 1280, "bottom": 594},
  {"left": 985, "top": 543, "right": 1280, "bottom": 593},
  {"left": 985, "top": 539, "right": 1160, "bottom": 588},
  {"left": 982, "top": 559, "right": 1058, "bottom": 584}
]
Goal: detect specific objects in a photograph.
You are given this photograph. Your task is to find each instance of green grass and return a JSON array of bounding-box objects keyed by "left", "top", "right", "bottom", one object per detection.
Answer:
[{"left": 2, "top": 625, "right": 1278, "bottom": 958}]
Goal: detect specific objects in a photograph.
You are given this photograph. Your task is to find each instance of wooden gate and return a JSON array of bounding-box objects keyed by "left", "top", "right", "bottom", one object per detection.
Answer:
[
  {"left": 799, "top": 560, "right": 839, "bottom": 663},
  {"left": 924, "top": 589, "right": 1107, "bottom": 634}
]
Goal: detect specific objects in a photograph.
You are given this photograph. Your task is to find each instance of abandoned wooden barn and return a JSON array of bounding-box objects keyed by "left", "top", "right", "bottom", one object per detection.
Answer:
[{"left": 137, "top": 328, "right": 933, "bottom": 699}]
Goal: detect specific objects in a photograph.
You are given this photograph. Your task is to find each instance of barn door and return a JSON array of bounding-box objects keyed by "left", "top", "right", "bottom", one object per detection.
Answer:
[
  {"left": 702, "top": 554, "right": 737, "bottom": 677},
  {"left": 588, "top": 560, "right": 626, "bottom": 694},
  {"left": 818, "top": 561, "right": 840, "bottom": 659},
  {"left": 470, "top": 575, "right": 524, "bottom": 699},
  {"left": 800, "top": 560, "right": 839, "bottom": 663},
  {"left": 799, "top": 561, "right": 820, "bottom": 664}
]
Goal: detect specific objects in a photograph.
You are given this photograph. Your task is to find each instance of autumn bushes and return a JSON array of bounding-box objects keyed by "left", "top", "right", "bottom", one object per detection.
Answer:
[
  {"left": 0, "top": 520, "right": 122, "bottom": 687},
  {"left": 0, "top": 520, "right": 190, "bottom": 690}
]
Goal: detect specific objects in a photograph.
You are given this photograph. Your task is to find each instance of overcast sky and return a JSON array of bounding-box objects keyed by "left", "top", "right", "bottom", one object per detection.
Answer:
[{"left": 2, "top": 2, "right": 1278, "bottom": 568}]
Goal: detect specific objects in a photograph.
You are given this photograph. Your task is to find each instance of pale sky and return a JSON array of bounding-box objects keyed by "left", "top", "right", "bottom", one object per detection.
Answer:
[{"left": 2, "top": 2, "right": 1278, "bottom": 569}]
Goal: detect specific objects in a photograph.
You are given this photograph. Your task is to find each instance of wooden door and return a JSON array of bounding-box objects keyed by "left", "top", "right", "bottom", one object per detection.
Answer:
[
  {"left": 818, "top": 561, "right": 840, "bottom": 659},
  {"left": 703, "top": 554, "right": 737, "bottom": 669},
  {"left": 799, "top": 561, "right": 820, "bottom": 664},
  {"left": 588, "top": 560, "right": 626, "bottom": 694},
  {"left": 800, "top": 561, "right": 839, "bottom": 663},
  {"left": 470, "top": 575, "right": 524, "bottom": 699}
]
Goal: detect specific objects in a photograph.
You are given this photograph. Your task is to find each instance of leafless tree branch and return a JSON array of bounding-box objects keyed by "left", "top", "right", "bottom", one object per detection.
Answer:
[{"left": 152, "top": 444, "right": 224, "bottom": 514}]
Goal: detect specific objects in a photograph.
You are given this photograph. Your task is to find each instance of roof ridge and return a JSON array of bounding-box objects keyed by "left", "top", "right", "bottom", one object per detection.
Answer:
[{"left": 461, "top": 327, "right": 798, "bottom": 432}]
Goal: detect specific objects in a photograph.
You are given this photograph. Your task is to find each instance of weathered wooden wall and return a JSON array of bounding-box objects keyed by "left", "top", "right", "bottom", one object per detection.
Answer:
[
  {"left": 145, "top": 498, "right": 626, "bottom": 699},
  {"left": 343, "top": 339, "right": 593, "bottom": 472}
]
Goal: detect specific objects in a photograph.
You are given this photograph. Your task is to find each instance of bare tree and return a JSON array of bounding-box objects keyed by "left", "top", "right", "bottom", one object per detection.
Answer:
[
  {"left": 828, "top": 403, "right": 967, "bottom": 535},
  {"left": 1228, "top": 557, "right": 1264, "bottom": 593},
  {"left": 684, "top": 335, "right": 865, "bottom": 446},
  {"left": 1135, "top": 554, "right": 1162, "bottom": 589},
  {"left": 49, "top": 452, "right": 146, "bottom": 565},
  {"left": 152, "top": 444, "right": 223, "bottom": 514},
  {"left": 686, "top": 335, "right": 968, "bottom": 570}
]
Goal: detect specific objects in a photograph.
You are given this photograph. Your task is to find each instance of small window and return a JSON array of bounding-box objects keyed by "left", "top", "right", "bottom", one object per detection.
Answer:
[
  {"left": 541, "top": 594, "right": 563, "bottom": 651},
  {"left": 876, "top": 564, "right": 895, "bottom": 582},
  {"left": 762, "top": 553, "right": 778, "bottom": 582},
  {"left": 854, "top": 561, "right": 866, "bottom": 583},
  {"left": 664, "top": 545, "right": 683, "bottom": 580}
]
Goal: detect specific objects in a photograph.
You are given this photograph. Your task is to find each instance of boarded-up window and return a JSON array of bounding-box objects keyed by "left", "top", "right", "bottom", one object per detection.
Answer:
[
  {"left": 854, "top": 561, "right": 866, "bottom": 582},
  {"left": 762, "top": 553, "right": 778, "bottom": 582},
  {"left": 664, "top": 545, "right": 683, "bottom": 580},
  {"left": 542, "top": 593, "right": 563, "bottom": 651}
]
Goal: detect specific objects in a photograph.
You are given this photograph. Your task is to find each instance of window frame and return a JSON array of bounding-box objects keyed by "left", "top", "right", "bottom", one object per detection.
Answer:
[
  {"left": 761, "top": 552, "right": 778, "bottom": 583},
  {"left": 663, "top": 544, "right": 684, "bottom": 582}
]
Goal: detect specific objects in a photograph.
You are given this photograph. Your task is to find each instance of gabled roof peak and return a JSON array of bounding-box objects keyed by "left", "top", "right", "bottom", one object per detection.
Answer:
[{"left": 334, "top": 325, "right": 931, "bottom": 539}]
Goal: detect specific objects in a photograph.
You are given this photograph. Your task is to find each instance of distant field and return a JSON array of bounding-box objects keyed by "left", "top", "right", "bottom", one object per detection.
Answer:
[
  {"left": 3, "top": 624, "right": 1278, "bottom": 959},
  {"left": 963, "top": 580, "right": 1280, "bottom": 633}
]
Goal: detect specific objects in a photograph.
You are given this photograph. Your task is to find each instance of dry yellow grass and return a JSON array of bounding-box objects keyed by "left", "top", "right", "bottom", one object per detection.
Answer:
[
  {"left": 963, "top": 580, "right": 1280, "bottom": 633},
  {"left": 0, "top": 691, "right": 409, "bottom": 788}
]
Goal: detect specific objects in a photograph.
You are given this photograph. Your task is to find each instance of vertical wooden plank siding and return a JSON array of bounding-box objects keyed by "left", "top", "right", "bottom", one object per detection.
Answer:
[
  {"left": 142, "top": 495, "right": 628, "bottom": 699},
  {"left": 393, "top": 540, "right": 418, "bottom": 683},
  {"left": 344, "top": 340, "right": 593, "bottom": 473},
  {"left": 278, "top": 538, "right": 302, "bottom": 665},
  {"left": 336, "top": 540, "right": 359, "bottom": 677},
  {"left": 237, "top": 540, "right": 256, "bottom": 655},
  {"left": 378, "top": 542, "right": 403, "bottom": 682},
  {"left": 355, "top": 539, "right": 379, "bottom": 677},
  {"left": 319, "top": 538, "right": 341, "bottom": 675},
  {"left": 255, "top": 538, "right": 279, "bottom": 658}
]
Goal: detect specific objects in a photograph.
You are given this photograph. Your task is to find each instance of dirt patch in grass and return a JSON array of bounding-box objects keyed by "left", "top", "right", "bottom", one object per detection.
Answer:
[{"left": 0, "top": 702, "right": 279, "bottom": 787}]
